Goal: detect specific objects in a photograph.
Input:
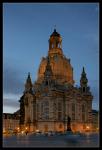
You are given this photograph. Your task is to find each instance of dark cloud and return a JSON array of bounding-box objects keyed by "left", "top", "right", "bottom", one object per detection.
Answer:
[
  {"left": 3, "top": 64, "right": 24, "bottom": 95},
  {"left": 3, "top": 98, "right": 19, "bottom": 108}
]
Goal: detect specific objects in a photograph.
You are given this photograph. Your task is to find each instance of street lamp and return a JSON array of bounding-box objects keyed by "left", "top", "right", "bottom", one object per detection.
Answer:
[{"left": 86, "top": 126, "right": 89, "bottom": 129}]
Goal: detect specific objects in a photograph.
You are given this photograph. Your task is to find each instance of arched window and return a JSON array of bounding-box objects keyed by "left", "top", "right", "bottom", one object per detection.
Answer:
[
  {"left": 58, "top": 43, "right": 60, "bottom": 48},
  {"left": 83, "top": 87, "right": 85, "bottom": 92},
  {"left": 52, "top": 44, "right": 54, "bottom": 48}
]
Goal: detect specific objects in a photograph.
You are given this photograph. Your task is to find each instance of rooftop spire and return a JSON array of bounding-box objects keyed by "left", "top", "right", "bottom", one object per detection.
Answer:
[
  {"left": 82, "top": 67, "right": 85, "bottom": 74},
  {"left": 24, "top": 72, "right": 33, "bottom": 93},
  {"left": 54, "top": 25, "right": 56, "bottom": 32},
  {"left": 80, "top": 66, "right": 88, "bottom": 87},
  {"left": 28, "top": 72, "right": 30, "bottom": 78}
]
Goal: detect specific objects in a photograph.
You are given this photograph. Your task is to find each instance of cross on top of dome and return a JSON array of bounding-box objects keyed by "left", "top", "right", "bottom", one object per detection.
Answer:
[{"left": 50, "top": 28, "right": 60, "bottom": 37}]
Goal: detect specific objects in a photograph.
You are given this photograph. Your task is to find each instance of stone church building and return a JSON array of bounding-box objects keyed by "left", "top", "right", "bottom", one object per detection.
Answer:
[{"left": 19, "top": 29, "right": 93, "bottom": 133}]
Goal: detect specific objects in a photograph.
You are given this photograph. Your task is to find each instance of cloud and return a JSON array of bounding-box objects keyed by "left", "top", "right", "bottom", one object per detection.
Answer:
[
  {"left": 3, "top": 64, "right": 24, "bottom": 95},
  {"left": 3, "top": 64, "right": 25, "bottom": 113},
  {"left": 3, "top": 98, "right": 20, "bottom": 108}
]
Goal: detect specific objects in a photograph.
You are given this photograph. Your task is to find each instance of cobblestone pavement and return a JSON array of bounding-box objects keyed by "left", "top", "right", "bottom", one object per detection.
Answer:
[{"left": 3, "top": 132, "right": 99, "bottom": 148}]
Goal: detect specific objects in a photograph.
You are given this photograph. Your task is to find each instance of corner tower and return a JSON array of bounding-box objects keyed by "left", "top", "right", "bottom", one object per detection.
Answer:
[
  {"left": 24, "top": 72, "right": 33, "bottom": 93},
  {"left": 80, "top": 67, "right": 89, "bottom": 92}
]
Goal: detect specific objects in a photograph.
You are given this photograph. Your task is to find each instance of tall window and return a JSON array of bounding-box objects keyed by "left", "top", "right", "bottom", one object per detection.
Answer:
[
  {"left": 41, "top": 103, "right": 43, "bottom": 113},
  {"left": 82, "top": 113, "right": 85, "bottom": 122},
  {"left": 37, "top": 103, "right": 40, "bottom": 119},
  {"left": 82, "top": 104, "right": 85, "bottom": 122},
  {"left": 44, "top": 101, "right": 49, "bottom": 119},
  {"left": 52, "top": 44, "right": 54, "bottom": 48},
  {"left": 58, "top": 112, "right": 62, "bottom": 120},
  {"left": 72, "top": 103, "right": 75, "bottom": 112},
  {"left": 72, "top": 103, "right": 75, "bottom": 121},
  {"left": 58, "top": 102, "right": 62, "bottom": 120},
  {"left": 72, "top": 113, "right": 75, "bottom": 120},
  {"left": 82, "top": 104, "right": 85, "bottom": 112},
  {"left": 58, "top": 43, "right": 60, "bottom": 48},
  {"left": 58, "top": 102, "right": 62, "bottom": 111}
]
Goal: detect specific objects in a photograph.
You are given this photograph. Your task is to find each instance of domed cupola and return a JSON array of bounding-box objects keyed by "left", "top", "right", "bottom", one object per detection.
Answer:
[
  {"left": 48, "top": 29, "right": 63, "bottom": 56},
  {"left": 36, "top": 29, "right": 74, "bottom": 86}
]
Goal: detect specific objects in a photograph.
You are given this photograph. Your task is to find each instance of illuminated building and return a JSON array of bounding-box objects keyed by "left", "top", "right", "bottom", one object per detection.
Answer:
[
  {"left": 3, "top": 112, "right": 19, "bottom": 133},
  {"left": 19, "top": 29, "right": 93, "bottom": 132},
  {"left": 91, "top": 109, "right": 99, "bottom": 132}
]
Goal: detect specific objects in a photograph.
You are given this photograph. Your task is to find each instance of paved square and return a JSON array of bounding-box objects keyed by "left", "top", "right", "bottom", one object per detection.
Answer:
[{"left": 3, "top": 132, "right": 99, "bottom": 147}]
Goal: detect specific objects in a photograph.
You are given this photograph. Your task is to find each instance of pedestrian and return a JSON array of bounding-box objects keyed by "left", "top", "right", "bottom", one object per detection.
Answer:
[{"left": 25, "top": 131, "right": 28, "bottom": 135}]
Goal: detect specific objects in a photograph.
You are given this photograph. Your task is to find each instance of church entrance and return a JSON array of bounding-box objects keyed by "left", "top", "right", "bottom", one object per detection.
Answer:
[{"left": 44, "top": 124, "right": 48, "bottom": 132}]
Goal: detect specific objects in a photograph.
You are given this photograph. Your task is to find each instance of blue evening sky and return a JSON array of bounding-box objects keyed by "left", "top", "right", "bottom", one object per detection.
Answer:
[{"left": 3, "top": 3, "right": 99, "bottom": 113}]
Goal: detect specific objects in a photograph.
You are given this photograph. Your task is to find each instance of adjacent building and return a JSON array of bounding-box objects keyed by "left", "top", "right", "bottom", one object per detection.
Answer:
[
  {"left": 91, "top": 109, "right": 99, "bottom": 131},
  {"left": 3, "top": 112, "right": 20, "bottom": 133}
]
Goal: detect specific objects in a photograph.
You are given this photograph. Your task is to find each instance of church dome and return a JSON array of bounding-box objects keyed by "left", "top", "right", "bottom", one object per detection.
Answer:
[{"left": 36, "top": 29, "right": 74, "bottom": 85}]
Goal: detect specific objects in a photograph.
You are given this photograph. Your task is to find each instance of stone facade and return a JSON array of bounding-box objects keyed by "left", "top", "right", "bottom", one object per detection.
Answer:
[{"left": 19, "top": 29, "right": 93, "bottom": 133}]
